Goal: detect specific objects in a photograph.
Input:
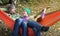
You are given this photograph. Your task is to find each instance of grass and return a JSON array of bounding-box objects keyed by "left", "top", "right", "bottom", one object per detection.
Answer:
[{"left": 0, "top": 0, "right": 60, "bottom": 36}]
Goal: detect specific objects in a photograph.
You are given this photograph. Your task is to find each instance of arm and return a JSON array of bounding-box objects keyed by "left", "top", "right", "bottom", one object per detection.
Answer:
[
  {"left": 34, "top": 10, "right": 42, "bottom": 18},
  {"left": 34, "top": 7, "right": 50, "bottom": 19},
  {"left": 41, "top": 8, "right": 46, "bottom": 19},
  {"left": 27, "top": 15, "right": 35, "bottom": 20}
]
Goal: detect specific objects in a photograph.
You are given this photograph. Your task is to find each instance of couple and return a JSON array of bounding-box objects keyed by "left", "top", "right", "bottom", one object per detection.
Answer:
[{"left": 12, "top": 7, "right": 47, "bottom": 36}]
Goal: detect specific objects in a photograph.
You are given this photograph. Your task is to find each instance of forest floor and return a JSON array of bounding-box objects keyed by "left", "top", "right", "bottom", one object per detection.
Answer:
[{"left": 0, "top": 0, "right": 60, "bottom": 36}]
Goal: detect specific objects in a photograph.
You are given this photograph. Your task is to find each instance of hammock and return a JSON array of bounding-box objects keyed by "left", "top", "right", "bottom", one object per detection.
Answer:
[
  {"left": 37, "top": 10, "right": 60, "bottom": 27},
  {"left": 0, "top": 10, "right": 60, "bottom": 36}
]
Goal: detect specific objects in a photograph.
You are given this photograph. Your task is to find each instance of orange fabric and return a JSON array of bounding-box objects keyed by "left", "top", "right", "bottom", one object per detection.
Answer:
[
  {"left": 0, "top": 10, "right": 15, "bottom": 30},
  {"left": 37, "top": 10, "right": 60, "bottom": 27}
]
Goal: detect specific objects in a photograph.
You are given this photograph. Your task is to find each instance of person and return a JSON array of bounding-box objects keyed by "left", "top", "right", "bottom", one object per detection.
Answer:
[
  {"left": 27, "top": 8, "right": 47, "bottom": 36},
  {"left": 12, "top": 10, "right": 29, "bottom": 36},
  {"left": 27, "top": 7, "right": 50, "bottom": 36},
  {"left": 24, "top": 7, "right": 42, "bottom": 36},
  {"left": 36, "top": 7, "right": 50, "bottom": 32},
  {"left": 39, "top": 7, "right": 50, "bottom": 32}
]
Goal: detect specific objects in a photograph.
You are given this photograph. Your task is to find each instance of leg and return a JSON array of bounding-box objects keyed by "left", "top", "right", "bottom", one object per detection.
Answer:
[
  {"left": 36, "top": 30, "right": 41, "bottom": 36},
  {"left": 28, "top": 20, "right": 42, "bottom": 31},
  {"left": 22, "top": 22, "right": 28, "bottom": 36},
  {"left": 41, "top": 26, "right": 49, "bottom": 32},
  {"left": 12, "top": 18, "right": 22, "bottom": 36},
  {"left": 28, "top": 20, "right": 42, "bottom": 36},
  {"left": 32, "top": 28, "right": 41, "bottom": 36}
]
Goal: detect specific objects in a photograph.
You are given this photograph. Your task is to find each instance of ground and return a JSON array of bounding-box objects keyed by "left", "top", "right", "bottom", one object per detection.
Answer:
[{"left": 0, "top": 0, "right": 60, "bottom": 36}]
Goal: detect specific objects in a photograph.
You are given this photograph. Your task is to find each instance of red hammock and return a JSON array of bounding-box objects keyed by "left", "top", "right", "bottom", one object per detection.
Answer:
[
  {"left": 0, "top": 10, "right": 60, "bottom": 36},
  {"left": 37, "top": 10, "right": 60, "bottom": 27}
]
